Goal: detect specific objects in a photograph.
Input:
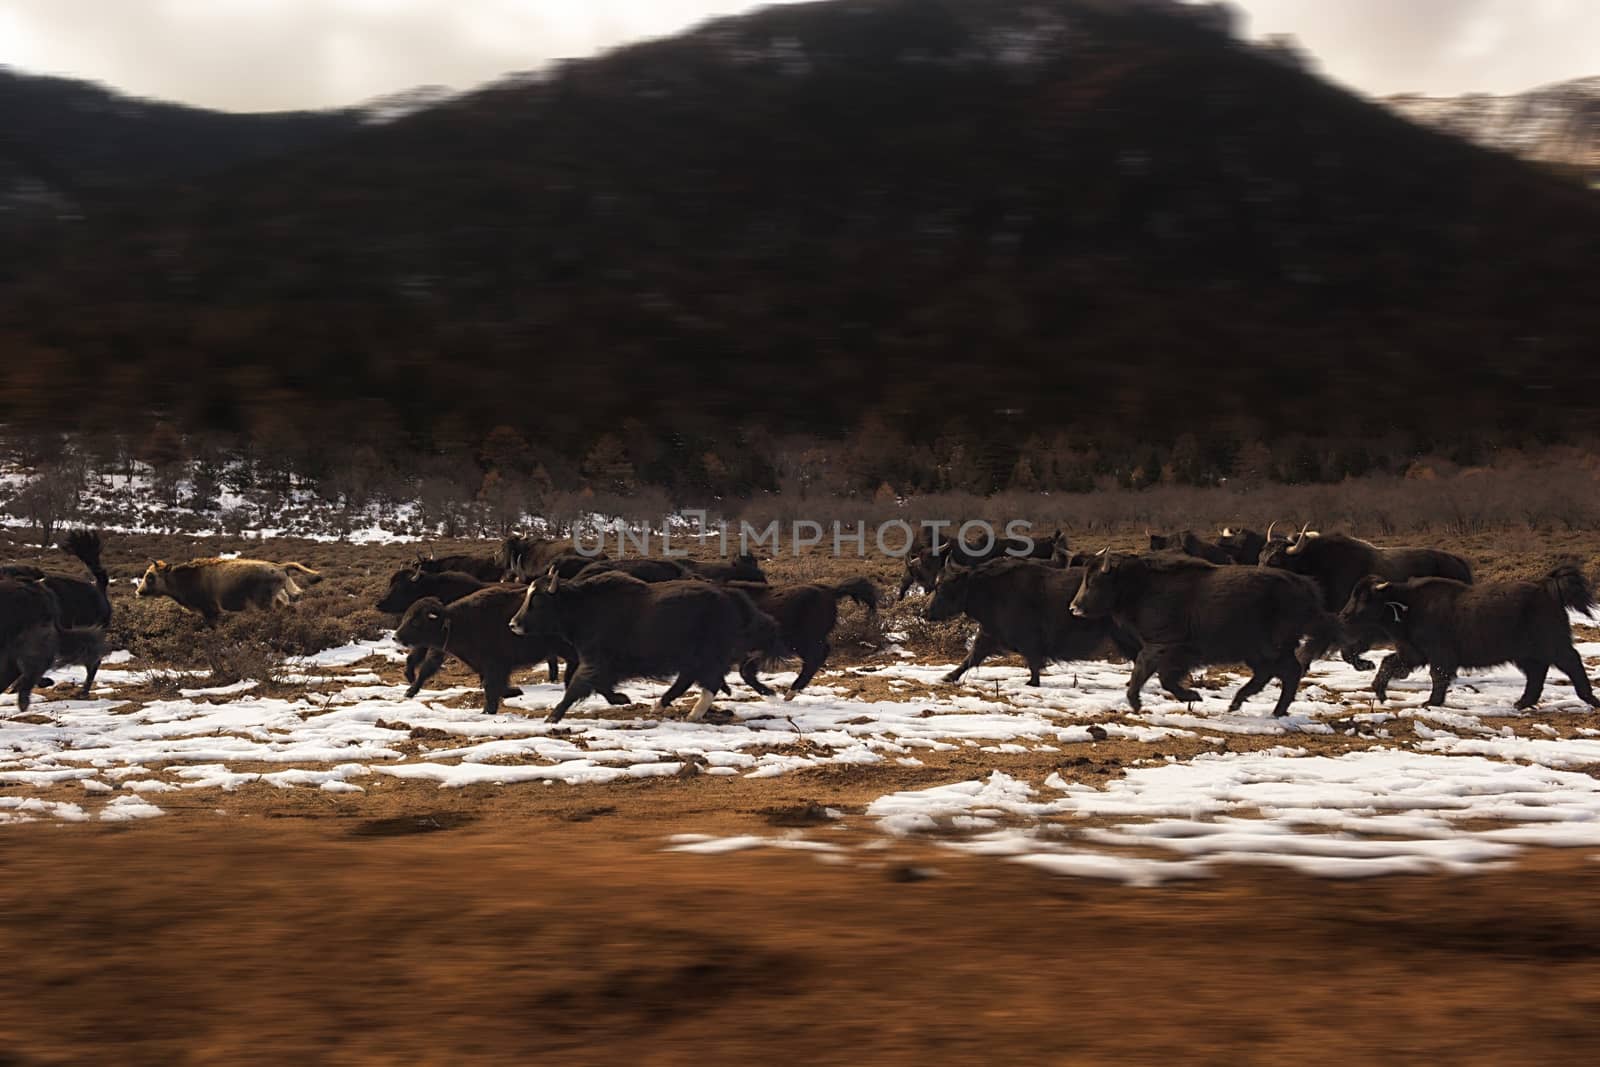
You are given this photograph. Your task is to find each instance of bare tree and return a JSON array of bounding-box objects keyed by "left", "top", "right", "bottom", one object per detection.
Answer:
[{"left": 8, "top": 464, "right": 83, "bottom": 547}]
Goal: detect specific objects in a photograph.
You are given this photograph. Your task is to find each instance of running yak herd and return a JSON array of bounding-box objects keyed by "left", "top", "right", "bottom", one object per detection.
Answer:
[{"left": 2, "top": 523, "right": 1598, "bottom": 723}]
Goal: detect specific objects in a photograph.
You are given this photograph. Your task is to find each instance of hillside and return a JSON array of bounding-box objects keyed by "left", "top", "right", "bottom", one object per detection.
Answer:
[
  {"left": 0, "top": 66, "right": 363, "bottom": 218},
  {"left": 3, "top": 0, "right": 1599, "bottom": 458},
  {"left": 1385, "top": 77, "right": 1600, "bottom": 174}
]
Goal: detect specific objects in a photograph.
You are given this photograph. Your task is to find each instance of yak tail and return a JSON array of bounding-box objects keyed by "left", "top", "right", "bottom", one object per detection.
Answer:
[
  {"left": 62, "top": 529, "right": 108, "bottom": 593},
  {"left": 1545, "top": 562, "right": 1595, "bottom": 619},
  {"left": 1296, "top": 612, "right": 1343, "bottom": 668},
  {"left": 830, "top": 577, "right": 880, "bottom": 618},
  {"left": 280, "top": 562, "right": 324, "bottom": 585}
]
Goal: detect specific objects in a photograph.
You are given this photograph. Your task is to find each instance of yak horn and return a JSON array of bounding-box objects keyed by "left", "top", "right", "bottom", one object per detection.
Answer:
[
  {"left": 1286, "top": 523, "right": 1312, "bottom": 554},
  {"left": 1265, "top": 521, "right": 1278, "bottom": 542}
]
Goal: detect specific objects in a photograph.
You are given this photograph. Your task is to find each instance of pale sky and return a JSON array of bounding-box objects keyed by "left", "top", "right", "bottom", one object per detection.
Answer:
[{"left": 0, "top": 0, "right": 1596, "bottom": 113}]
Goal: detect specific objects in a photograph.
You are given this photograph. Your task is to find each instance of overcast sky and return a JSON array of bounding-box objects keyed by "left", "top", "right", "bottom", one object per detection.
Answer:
[{"left": 0, "top": 0, "right": 1595, "bottom": 113}]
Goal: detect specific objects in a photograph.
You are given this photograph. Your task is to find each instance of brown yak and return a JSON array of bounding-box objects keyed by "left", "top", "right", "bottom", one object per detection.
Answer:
[{"left": 135, "top": 558, "right": 322, "bottom": 623}]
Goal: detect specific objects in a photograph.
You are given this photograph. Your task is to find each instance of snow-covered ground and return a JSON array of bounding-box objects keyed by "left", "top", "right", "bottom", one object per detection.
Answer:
[{"left": 5, "top": 629, "right": 1600, "bottom": 884}]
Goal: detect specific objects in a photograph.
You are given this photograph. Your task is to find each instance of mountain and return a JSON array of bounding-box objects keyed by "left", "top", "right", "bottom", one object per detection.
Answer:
[
  {"left": 3, "top": 0, "right": 1599, "bottom": 457},
  {"left": 0, "top": 66, "right": 367, "bottom": 220},
  {"left": 1384, "top": 77, "right": 1600, "bottom": 175}
]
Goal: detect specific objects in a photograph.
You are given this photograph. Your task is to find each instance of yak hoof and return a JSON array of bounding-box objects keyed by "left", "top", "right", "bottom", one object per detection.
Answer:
[
  {"left": 783, "top": 688, "right": 798, "bottom": 702},
  {"left": 941, "top": 671, "right": 963, "bottom": 685},
  {"left": 404, "top": 685, "right": 421, "bottom": 699},
  {"left": 1348, "top": 657, "right": 1375, "bottom": 671}
]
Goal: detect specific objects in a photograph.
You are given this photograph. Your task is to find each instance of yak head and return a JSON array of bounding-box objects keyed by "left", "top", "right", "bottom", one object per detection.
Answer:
[
  {"left": 1216, "top": 527, "right": 1267, "bottom": 565},
  {"left": 509, "top": 574, "right": 564, "bottom": 637},
  {"left": 396, "top": 597, "right": 450, "bottom": 650},
  {"left": 135, "top": 561, "right": 172, "bottom": 598},
  {"left": 1339, "top": 575, "right": 1411, "bottom": 628},
  {"left": 1069, "top": 549, "right": 1120, "bottom": 618},
  {"left": 497, "top": 534, "right": 542, "bottom": 581},
  {"left": 921, "top": 562, "right": 972, "bottom": 622},
  {"left": 898, "top": 547, "right": 945, "bottom": 600},
  {"left": 1257, "top": 522, "right": 1317, "bottom": 570},
  {"left": 376, "top": 566, "right": 429, "bottom": 615}
]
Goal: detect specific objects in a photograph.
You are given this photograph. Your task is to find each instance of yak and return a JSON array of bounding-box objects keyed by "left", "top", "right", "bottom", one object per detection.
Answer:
[
  {"left": 1, "top": 578, "right": 104, "bottom": 711},
  {"left": 1215, "top": 526, "right": 1277, "bottom": 566},
  {"left": 396, "top": 588, "right": 577, "bottom": 715},
  {"left": 898, "top": 528, "right": 1064, "bottom": 599},
  {"left": 1071, "top": 551, "right": 1337, "bottom": 717},
  {"left": 375, "top": 566, "right": 564, "bottom": 697},
  {"left": 3, "top": 530, "right": 111, "bottom": 628},
  {"left": 415, "top": 551, "right": 503, "bottom": 584},
  {"left": 572, "top": 558, "right": 694, "bottom": 583},
  {"left": 727, "top": 577, "right": 879, "bottom": 698},
  {"left": 1147, "top": 530, "right": 1234, "bottom": 565},
  {"left": 924, "top": 558, "right": 1140, "bottom": 686},
  {"left": 1341, "top": 566, "right": 1599, "bottom": 710},
  {"left": 683, "top": 554, "right": 768, "bottom": 583},
  {"left": 1260, "top": 527, "right": 1473, "bottom": 669},
  {"left": 509, "top": 572, "right": 783, "bottom": 724},
  {"left": 136, "top": 557, "right": 322, "bottom": 623},
  {"left": 498, "top": 535, "right": 603, "bottom": 583}
]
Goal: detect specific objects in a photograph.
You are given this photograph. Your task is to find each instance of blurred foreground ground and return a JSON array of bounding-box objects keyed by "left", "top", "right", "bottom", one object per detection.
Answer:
[{"left": 3, "top": 808, "right": 1600, "bottom": 1066}]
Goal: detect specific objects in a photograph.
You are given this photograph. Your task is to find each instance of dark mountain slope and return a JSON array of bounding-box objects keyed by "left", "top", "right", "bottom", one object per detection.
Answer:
[
  {"left": 3, "top": 0, "right": 1598, "bottom": 450},
  {"left": 0, "top": 66, "right": 363, "bottom": 206}
]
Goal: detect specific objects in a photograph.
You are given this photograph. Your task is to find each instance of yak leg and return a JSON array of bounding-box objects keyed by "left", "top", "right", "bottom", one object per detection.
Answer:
[
  {"left": 1552, "top": 647, "right": 1600, "bottom": 709},
  {"left": 480, "top": 665, "right": 512, "bottom": 715},
  {"left": 658, "top": 672, "right": 696, "bottom": 709},
  {"left": 403, "top": 647, "right": 429, "bottom": 685},
  {"left": 740, "top": 656, "right": 776, "bottom": 698},
  {"left": 687, "top": 666, "right": 731, "bottom": 722},
  {"left": 1513, "top": 660, "right": 1549, "bottom": 711},
  {"left": 1155, "top": 648, "right": 1202, "bottom": 705},
  {"left": 787, "top": 642, "right": 830, "bottom": 698},
  {"left": 944, "top": 630, "right": 1004, "bottom": 684},
  {"left": 1425, "top": 661, "right": 1457, "bottom": 707},
  {"left": 547, "top": 666, "right": 604, "bottom": 724},
  {"left": 1339, "top": 621, "right": 1377, "bottom": 672},
  {"left": 405, "top": 650, "right": 448, "bottom": 699},
  {"left": 1269, "top": 654, "right": 1307, "bottom": 718},
  {"left": 546, "top": 656, "right": 560, "bottom": 683},
  {"left": 1125, "top": 647, "right": 1162, "bottom": 712},
  {"left": 1228, "top": 659, "right": 1275, "bottom": 712},
  {"left": 79, "top": 659, "right": 99, "bottom": 698}
]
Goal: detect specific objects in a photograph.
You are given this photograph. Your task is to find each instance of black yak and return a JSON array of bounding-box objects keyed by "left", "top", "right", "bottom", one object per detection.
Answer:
[
  {"left": 509, "top": 573, "right": 782, "bottom": 724},
  {"left": 1, "top": 578, "right": 105, "bottom": 710},
  {"left": 1341, "top": 566, "right": 1599, "bottom": 710},
  {"left": 416, "top": 551, "right": 503, "bottom": 584},
  {"left": 924, "top": 559, "right": 1140, "bottom": 686},
  {"left": 898, "top": 528, "right": 1063, "bottom": 599},
  {"left": 1071, "top": 551, "right": 1337, "bottom": 716},
  {"left": 1259, "top": 527, "right": 1473, "bottom": 669},
  {"left": 395, "top": 588, "right": 578, "bottom": 715},
  {"left": 728, "top": 577, "right": 879, "bottom": 698},
  {"left": 1147, "top": 530, "right": 1234, "bottom": 565},
  {"left": 375, "top": 567, "right": 561, "bottom": 697}
]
